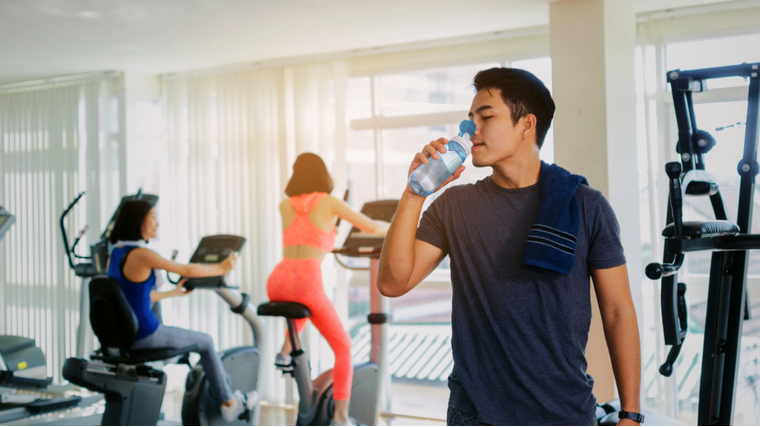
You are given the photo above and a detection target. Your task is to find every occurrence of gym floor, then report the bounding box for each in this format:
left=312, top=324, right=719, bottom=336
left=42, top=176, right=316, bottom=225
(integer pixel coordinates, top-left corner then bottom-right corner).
left=158, top=389, right=445, bottom=426
left=149, top=362, right=448, bottom=426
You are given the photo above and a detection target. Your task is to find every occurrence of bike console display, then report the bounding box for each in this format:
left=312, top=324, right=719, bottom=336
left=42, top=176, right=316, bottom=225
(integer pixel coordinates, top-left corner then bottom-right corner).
left=334, top=200, right=398, bottom=257
left=183, top=235, right=246, bottom=289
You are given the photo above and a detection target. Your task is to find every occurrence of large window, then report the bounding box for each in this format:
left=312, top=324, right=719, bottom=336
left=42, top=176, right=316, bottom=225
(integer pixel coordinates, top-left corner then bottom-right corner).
left=636, top=32, right=760, bottom=425
left=344, top=58, right=554, bottom=419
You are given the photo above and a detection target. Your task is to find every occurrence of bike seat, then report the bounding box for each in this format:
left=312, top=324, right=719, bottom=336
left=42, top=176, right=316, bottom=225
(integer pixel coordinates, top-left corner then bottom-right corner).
left=257, top=302, right=311, bottom=319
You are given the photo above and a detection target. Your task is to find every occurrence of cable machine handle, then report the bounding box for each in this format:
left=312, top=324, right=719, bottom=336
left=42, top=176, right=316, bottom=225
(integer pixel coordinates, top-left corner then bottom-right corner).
left=660, top=282, right=688, bottom=377
left=645, top=257, right=683, bottom=280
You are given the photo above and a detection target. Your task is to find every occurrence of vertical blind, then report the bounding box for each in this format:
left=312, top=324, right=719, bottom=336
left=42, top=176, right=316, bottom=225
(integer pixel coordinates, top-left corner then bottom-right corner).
left=160, top=61, right=346, bottom=403
left=0, top=75, right=125, bottom=380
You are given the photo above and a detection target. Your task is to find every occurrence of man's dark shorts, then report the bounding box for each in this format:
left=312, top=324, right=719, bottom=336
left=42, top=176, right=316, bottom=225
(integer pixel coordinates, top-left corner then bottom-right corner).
left=446, top=407, right=598, bottom=426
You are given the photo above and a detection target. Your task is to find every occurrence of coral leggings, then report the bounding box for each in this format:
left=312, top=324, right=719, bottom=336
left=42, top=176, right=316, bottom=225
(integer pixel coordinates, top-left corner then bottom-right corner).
left=266, top=258, right=353, bottom=400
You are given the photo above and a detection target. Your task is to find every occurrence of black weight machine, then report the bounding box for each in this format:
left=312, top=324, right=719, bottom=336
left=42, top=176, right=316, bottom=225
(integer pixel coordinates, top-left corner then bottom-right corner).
left=645, top=62, right=760, bottom=425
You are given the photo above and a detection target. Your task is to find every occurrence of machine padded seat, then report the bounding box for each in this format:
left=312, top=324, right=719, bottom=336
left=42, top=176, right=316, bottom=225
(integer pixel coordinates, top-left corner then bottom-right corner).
left=91, top=344, right=199, bottom=365
left=88, top=275, right=198, bottom=365
left=662, top=221, right=740, bottom=238
left=257, top=302, right=311, bottom=319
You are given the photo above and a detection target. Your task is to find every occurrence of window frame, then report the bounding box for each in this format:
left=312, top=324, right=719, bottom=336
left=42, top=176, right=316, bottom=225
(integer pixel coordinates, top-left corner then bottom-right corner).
left=345, top=55, right=552, bottom=284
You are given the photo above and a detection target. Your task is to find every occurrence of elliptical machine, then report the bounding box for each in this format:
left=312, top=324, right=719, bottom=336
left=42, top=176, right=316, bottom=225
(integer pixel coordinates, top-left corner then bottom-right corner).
left=257, top=200, right=397, bottom=426
left=60, top=190, right=158, bottom=358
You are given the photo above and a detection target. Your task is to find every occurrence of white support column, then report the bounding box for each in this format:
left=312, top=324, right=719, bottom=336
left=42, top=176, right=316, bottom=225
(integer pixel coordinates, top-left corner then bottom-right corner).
left=332, top=61, right=350, bottom=326
left=550, top=0, right=643, bottom=403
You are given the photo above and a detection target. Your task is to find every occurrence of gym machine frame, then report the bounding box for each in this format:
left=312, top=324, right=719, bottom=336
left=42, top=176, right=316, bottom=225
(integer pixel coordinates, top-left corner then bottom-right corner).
left=646, top=62, right=760, bottom=425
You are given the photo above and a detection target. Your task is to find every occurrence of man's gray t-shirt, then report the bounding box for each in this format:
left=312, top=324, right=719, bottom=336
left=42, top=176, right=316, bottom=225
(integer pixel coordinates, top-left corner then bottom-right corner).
left=415, top=176, right=626, bottom=426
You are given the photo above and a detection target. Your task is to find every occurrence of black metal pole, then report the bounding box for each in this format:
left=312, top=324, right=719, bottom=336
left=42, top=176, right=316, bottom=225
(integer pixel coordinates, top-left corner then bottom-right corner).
left=675, top=63, right=760, bottom=80
left=698, top=252, right=733, bottom=425
left=711, top=68, right=760, bottom=426
left=669, top=75, right=695, bottom=172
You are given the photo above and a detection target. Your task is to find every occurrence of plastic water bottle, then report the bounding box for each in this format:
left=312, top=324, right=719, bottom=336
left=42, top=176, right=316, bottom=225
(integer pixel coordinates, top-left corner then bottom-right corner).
left=408, top=120, right=476, bottom=197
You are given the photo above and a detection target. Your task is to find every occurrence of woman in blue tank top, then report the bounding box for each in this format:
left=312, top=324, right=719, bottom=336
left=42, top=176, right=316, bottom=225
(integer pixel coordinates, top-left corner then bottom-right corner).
left=107, top=200, right=254, bottom=422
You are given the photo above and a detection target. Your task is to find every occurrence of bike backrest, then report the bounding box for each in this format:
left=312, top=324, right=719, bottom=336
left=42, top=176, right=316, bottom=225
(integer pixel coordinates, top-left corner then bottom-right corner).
left=89, top=275, right=139, bottom=356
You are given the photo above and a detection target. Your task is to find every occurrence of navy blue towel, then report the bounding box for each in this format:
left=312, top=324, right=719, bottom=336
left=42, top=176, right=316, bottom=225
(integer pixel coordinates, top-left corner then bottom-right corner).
left=520, top=161, right=588, bottom=275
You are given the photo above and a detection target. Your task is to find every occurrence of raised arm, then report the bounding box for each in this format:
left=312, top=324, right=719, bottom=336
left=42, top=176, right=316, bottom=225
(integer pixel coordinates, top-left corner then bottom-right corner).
left=378, top=193, right=446, bottom=297
left=591, top=264, right=641, bottom=425
left=378, top=137, right=464, bottom=297
left=328, top=195, right=389, bottom=235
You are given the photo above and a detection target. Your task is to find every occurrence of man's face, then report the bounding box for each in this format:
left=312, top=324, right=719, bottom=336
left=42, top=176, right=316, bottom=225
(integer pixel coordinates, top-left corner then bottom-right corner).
left=468, top=88, right=524, bottom=168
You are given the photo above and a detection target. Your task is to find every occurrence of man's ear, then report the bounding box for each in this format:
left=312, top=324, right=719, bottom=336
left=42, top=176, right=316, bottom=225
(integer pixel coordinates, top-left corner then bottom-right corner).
left=521, top=114, right=537, bottom=139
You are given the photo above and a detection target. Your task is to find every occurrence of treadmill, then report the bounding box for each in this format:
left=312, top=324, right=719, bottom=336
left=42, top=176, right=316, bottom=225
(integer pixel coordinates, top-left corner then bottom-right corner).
left=0, top=208, right=103, bottom=426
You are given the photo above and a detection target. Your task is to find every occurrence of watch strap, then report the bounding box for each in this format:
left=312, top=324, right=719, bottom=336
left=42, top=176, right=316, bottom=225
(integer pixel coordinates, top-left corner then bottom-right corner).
left=618, top=410, right=645, bottom=423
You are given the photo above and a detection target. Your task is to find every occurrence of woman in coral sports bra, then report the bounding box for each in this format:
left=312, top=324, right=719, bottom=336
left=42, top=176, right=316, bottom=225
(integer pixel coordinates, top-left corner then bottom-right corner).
left=267, top=153, right=388, bottom=426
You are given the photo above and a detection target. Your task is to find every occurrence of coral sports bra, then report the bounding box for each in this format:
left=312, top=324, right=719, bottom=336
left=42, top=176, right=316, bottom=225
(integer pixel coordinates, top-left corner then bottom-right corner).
left=282, top=192, right=336, bottom=253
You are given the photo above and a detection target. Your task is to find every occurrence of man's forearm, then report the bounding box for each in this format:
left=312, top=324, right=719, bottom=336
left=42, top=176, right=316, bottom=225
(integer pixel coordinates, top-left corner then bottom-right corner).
left=603, top=310, right=641, bottom=413
left=378, top=191, right=426, bottom=296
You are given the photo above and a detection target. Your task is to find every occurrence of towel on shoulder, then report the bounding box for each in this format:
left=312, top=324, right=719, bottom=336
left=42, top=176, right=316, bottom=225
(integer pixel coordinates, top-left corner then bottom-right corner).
left=520, top=161, right=588, bottom=276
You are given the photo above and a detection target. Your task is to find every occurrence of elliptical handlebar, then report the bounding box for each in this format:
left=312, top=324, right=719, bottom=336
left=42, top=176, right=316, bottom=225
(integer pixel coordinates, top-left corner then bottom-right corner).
left=71, top=225, right=92, bottom=260
left=60, top=191, right=92, bottom=272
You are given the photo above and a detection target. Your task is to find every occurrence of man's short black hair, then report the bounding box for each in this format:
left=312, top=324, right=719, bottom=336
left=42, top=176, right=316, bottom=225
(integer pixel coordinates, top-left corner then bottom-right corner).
left=109, top=200, right=153, bottom=244
left=473, top=67, right=555, bottom=149
left=284, top=152, right=334, bottom=197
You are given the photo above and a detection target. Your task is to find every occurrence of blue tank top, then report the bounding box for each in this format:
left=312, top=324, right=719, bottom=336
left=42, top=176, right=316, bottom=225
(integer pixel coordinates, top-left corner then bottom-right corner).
left=108, top=246, right=160, bottom=340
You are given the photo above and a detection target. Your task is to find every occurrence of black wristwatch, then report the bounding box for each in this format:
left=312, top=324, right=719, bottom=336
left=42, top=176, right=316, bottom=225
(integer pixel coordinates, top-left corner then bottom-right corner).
left=618, top=411, right=645, bottom=423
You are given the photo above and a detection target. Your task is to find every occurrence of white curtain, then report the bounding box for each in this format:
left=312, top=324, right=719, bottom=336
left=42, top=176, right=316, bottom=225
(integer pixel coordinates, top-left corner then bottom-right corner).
left=0, top=75, right=125, bottom=380
left=160, top=61, right=346, bottom=403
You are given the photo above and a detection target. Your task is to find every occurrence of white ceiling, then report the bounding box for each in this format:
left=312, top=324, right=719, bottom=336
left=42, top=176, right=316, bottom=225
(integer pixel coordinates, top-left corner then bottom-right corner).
left=0, top=0, right=738, bottom=86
